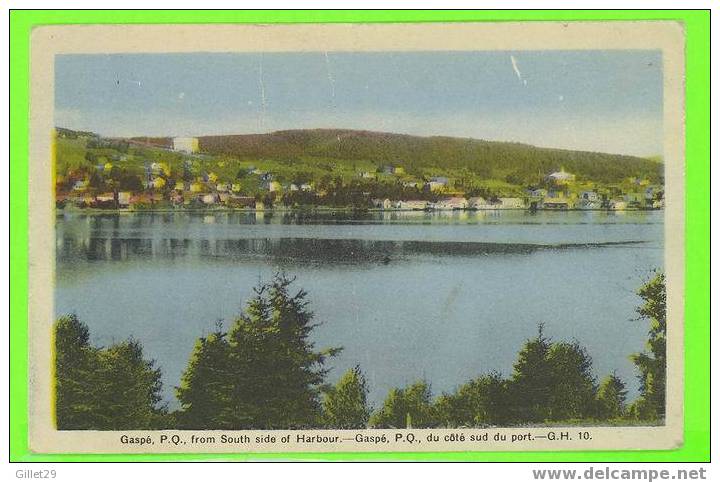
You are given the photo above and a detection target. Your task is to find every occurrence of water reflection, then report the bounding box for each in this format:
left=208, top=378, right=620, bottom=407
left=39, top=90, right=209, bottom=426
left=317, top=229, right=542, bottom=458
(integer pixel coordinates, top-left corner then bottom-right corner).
left=59, top=209, right=660, bottom=227
left=58, top=233, right=649, bottom=265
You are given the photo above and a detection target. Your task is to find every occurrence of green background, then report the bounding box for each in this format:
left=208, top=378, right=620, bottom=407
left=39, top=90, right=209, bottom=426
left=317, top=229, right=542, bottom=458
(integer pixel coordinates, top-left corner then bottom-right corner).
left=9, top=9, right=710, bottom=462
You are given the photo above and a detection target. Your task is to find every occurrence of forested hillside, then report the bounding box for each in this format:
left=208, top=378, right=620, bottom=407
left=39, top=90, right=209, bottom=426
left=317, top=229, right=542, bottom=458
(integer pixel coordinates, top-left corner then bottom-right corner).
left=127, top=128, right=661, bottom=186
left=195, top=129, right=662, bottom=185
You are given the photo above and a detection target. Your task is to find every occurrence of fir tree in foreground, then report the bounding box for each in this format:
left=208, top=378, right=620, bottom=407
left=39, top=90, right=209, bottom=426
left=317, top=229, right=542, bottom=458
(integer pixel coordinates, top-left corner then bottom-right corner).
left=54, top=314, right=97, bottom=430
left=175, top=325, right=234, bottom=429
left=323, top=365, right=371, bottom=429
left=629, top=272, right=666, bottom=421
left=507, top=324, right=554, bottom=423
left=176, top=273, right=341, bottom=429
left=428, top=326, right=598, bottom=428
left=596, top=373, right=628, bottom=420
left=54, top=314, right=167, bottom=430
left=94, top=339, right=165, bottom=429
left=544, top=340, right=597, bottom=421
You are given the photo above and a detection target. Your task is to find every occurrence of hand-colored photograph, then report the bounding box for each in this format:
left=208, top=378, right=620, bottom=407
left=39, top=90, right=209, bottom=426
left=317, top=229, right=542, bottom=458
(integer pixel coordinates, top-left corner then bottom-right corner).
left=53, top=48, right=667, bottom=430
left=24, top=22, right=686, bottom=454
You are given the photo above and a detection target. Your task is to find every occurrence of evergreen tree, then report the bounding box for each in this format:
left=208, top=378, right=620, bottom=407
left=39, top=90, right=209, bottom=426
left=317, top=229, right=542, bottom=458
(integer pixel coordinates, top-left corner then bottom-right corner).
left=545, top=341, right=597, bottom=421
left=228, top=274, right=340, bottom=428
left=596, top=373, right=628, bottom=420
left=177, top=273, right=340, bottom=429
left=54, top=314, right=100, bottom=430
left=175, top=326, right=234, bottom=429
left=370, top=380, right=436, bottom=428
left=508, top=325, right=599, bottom=423
left=93, top=339, right=166, bottom=429
left=54, top=315, right=167, bottom=430
left=508, top=324, right=554, bottom=422
left=434, top=372, right=511, bottom=427
left=629, top=273, right=667, bottom=420
left=323, top=365, right=371, bottom=429
left=223, top=288, right=277, bottom=427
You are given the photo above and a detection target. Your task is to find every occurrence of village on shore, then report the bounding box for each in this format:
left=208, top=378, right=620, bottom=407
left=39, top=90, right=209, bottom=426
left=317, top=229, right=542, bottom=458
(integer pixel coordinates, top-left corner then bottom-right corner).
left=56, top=134, right=665, bottom=213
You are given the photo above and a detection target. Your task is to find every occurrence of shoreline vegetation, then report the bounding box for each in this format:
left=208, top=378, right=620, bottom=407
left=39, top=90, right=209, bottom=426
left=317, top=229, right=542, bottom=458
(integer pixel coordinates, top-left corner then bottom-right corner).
left=54, top=272, right=667, bottom=431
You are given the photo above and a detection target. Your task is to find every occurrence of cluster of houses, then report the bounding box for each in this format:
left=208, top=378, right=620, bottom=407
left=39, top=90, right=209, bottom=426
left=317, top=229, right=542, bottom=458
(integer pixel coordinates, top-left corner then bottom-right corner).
left=58, top=154, right=664, bottom=212
left=372, top=196, right=525, bottom=211
left=60, top=186, right=265, bottom=210
left=358, top=169, right=451, bottom=193
left=59, top=158, right=319, bottom=209
left=370, top=169, right=664, bottom=212
left=370, top=191, right=662, bottom=212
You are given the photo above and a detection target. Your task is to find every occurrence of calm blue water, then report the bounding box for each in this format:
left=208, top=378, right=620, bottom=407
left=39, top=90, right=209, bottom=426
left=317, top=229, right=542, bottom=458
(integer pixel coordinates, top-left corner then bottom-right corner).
left=55, top=210, right=663, bottom=408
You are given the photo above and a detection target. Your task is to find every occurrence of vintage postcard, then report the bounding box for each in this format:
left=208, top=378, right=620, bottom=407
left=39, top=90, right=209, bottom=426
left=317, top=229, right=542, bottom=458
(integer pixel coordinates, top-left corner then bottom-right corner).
left=27, top=21, right=685, bottom=454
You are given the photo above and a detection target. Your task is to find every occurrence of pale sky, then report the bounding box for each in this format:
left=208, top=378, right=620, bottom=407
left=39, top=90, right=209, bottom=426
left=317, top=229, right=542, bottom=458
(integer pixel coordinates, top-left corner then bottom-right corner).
left=55, top=51, right=663, bottom=157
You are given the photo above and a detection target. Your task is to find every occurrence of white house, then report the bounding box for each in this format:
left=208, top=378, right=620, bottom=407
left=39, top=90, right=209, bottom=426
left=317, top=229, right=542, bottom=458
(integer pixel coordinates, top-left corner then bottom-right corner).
left=172, top=137, right=199, bottom=153
left=201, top=193, right=218, bottom=205
left=577, top=191, right=602, bottom=209
left=578, top=199, right=601, bottom=210
left=117, top=192, right=131, bottom=207
left=542, top=197, right=571, bottom=209
left=397, top=200, right=428, bottom=210
left=434, top=197, right=468, bottom=210
left=546, top=169, right=576, bottom=184
left=498, top=197, right=525, bottom=209
left=608, top=200, right=628, bottom=211
left=578, top=192, right=601, bottom=210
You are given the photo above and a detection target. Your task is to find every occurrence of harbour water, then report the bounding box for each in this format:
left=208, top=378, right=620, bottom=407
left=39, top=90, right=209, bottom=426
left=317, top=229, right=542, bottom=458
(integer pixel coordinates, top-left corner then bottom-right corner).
left=55, top=209, right=663, bottom=407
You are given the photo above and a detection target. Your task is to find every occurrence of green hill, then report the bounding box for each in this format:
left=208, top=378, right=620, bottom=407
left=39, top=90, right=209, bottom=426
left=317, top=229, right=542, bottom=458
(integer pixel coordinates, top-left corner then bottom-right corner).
left=194, top=129, right=662, bottom=185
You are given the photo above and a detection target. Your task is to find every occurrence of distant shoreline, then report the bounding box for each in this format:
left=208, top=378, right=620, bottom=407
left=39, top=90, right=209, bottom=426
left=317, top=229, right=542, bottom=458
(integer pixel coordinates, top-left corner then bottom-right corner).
left=56, top=206, right=661, bottom=215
